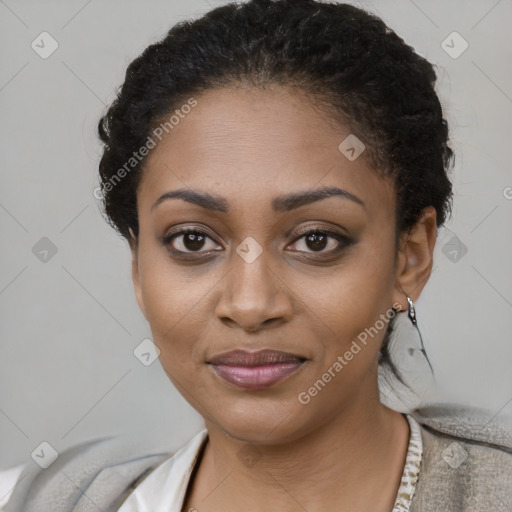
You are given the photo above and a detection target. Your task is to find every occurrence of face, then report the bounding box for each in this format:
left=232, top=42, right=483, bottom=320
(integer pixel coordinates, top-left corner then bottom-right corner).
left=130, top=85, right=427, bottom=444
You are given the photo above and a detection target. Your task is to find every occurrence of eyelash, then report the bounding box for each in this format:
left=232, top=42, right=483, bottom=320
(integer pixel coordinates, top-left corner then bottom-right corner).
left=162, top=227, right=352, bottom=259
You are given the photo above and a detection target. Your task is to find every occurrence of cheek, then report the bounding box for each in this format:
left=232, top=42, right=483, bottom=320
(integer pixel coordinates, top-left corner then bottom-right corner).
left=311, top=237, right=396, bottom=355
left=323, top=242, right=394, bottom=311
left=137, top=249, right=207, bottom=364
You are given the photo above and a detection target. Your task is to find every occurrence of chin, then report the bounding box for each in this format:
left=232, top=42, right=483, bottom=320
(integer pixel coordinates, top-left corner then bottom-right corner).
left=205, top=398, right=317, bottom=446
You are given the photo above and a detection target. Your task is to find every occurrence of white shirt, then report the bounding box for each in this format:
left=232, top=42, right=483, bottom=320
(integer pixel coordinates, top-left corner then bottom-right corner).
left=0, top=463, right=29, bottom=510
left=118, top=414, right=423, bottom=512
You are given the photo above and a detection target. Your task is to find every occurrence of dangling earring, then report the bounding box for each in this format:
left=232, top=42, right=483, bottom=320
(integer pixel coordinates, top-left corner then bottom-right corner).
left=405, top=296, right=434, bottom=375
left=406, top=296, right=416, bottom=324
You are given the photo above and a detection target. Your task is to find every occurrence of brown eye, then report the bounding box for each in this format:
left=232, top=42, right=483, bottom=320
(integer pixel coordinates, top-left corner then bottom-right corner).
left=163, top=229, right=221, bottom=254
left=288, top=229, right=351, bottom=254
left=304, top=231, right=328, bottom=251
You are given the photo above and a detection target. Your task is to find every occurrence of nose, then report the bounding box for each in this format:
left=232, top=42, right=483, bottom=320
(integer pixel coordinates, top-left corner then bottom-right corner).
left=214, top=250, right=293, bottom=333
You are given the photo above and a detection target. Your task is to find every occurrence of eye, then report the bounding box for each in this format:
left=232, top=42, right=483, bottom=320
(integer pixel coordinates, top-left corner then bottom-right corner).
left=163, top=228, right=221, bottom=254
left=287, top=228, right=351, bottom=254
left=162, top=226, right=352, bottom=259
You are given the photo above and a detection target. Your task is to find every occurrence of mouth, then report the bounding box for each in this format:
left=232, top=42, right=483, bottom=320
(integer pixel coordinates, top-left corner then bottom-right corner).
left=206, top=349, right=307, bottom=390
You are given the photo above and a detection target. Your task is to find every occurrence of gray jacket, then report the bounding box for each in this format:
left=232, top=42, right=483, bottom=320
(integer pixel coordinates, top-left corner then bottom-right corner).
left=4, top=404, right=512, bottom=511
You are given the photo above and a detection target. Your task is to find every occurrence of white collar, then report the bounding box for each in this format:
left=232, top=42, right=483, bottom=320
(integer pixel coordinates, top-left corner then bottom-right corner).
left=118, top=428, right=208, bottom=512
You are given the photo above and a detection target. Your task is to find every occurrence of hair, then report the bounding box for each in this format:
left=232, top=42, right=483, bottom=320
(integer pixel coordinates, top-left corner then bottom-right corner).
left=97, top=0, right=454, bottom=386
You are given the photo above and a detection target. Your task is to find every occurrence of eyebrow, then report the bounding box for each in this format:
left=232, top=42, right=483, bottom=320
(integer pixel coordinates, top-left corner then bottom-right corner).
left=151, top=186, right=365, bottom=213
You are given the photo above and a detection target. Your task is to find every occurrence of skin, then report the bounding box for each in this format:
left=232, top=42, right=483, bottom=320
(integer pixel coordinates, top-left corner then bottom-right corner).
left=128, top=85, right=437, bottom=512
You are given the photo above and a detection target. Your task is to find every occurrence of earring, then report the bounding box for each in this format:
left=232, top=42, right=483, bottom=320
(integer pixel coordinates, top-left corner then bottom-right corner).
left=407, top=296, right=417, bottom=325
left=405, top=296, right=434, bottom=375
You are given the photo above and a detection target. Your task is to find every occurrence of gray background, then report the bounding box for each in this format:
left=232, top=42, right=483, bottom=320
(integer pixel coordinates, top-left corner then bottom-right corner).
left=1, top=0, right=511, bottom=471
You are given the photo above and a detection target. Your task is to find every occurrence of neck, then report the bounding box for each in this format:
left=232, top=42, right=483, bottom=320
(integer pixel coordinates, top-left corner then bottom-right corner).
left=188, top=389, right=410, bottom=512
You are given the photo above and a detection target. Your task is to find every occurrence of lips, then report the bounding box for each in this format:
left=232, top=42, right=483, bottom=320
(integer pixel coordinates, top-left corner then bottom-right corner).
left=208, top=349, right=305, bottom=366
left=207, top=349, right=307, bottom=390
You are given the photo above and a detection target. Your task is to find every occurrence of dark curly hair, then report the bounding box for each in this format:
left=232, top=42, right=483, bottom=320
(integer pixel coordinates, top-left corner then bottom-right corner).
left=97, top=0, right=454, bottom=387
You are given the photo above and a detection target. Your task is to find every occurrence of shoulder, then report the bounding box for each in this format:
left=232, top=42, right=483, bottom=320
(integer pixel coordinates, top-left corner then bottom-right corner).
left=3, top=435, right=174, bottom=512
left=409, top=404, right=512, bottom=511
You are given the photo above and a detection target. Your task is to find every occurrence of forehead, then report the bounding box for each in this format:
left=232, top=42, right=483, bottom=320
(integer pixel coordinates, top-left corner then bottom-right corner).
left=137, top=86, right=395, bottom=220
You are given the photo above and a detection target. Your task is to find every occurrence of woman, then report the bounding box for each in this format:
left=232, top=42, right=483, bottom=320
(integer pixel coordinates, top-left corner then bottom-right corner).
left=4, top=0, right=511, bottom=510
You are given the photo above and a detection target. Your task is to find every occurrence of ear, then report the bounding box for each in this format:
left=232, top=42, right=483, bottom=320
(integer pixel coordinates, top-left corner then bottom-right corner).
left=128, top=227, right=147, bottom=319
left=392, top=206, right=437, bottom=310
